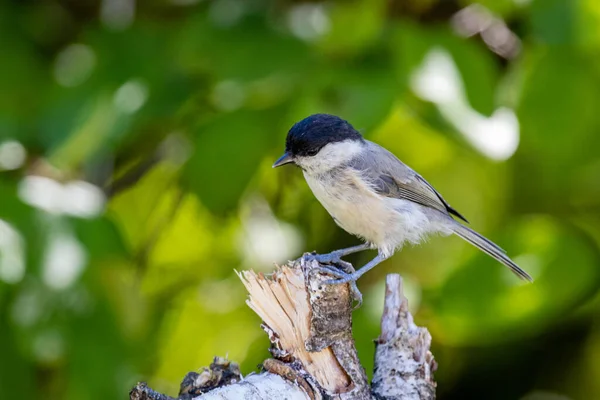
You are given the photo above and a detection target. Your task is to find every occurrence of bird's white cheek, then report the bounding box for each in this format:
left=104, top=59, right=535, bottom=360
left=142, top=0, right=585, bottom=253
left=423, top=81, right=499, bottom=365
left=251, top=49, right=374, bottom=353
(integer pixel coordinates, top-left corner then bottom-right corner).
left=298, top=156, right=339, bottom=174
left=298, top=140, right=364, bottom=174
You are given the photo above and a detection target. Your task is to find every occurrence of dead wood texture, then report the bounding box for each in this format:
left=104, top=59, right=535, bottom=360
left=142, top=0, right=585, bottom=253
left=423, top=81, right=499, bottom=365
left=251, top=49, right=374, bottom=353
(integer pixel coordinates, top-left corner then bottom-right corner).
left=130, top=255, right=437, bottom=400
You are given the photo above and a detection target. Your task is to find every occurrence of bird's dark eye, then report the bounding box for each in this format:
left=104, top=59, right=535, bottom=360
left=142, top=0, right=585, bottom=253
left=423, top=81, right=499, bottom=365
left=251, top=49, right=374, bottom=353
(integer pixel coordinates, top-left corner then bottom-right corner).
left=306, top=148, right=319, bottom=156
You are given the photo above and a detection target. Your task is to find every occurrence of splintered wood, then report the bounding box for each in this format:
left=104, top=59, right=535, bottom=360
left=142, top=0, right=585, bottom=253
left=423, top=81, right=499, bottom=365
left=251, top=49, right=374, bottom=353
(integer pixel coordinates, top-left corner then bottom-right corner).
left=238, top=266, right=351, bottom=393
left=131, top=266, right=437, bottom=400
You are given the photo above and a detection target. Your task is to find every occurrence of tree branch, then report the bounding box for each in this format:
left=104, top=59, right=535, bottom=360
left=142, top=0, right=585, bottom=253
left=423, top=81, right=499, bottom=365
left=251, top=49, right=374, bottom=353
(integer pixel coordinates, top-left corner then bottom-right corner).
left=372, top=275, right=437, bottom=399
left=130, top=255, right=437, bottom=399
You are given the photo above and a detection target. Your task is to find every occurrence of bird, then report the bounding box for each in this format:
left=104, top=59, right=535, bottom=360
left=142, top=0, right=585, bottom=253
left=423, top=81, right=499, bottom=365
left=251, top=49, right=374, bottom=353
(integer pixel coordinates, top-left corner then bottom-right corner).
left=273, top=114, right=532, bottom=303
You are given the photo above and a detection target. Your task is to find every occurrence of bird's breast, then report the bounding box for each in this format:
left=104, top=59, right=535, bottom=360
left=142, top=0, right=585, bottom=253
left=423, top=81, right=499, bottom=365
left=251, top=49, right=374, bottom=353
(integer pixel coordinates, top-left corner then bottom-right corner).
left=303, top=169, right=395, bottom=246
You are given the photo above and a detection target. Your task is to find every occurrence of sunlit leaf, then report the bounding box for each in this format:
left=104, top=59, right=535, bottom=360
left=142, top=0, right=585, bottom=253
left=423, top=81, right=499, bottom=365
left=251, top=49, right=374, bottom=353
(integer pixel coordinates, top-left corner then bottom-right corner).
left=108, top=162, right=181, bottom=253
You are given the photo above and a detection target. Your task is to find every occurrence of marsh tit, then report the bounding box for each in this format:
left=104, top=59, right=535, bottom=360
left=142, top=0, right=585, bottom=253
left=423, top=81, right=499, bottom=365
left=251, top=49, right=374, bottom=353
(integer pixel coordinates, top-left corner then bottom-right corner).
left=273, top=114, right=532, bottom=301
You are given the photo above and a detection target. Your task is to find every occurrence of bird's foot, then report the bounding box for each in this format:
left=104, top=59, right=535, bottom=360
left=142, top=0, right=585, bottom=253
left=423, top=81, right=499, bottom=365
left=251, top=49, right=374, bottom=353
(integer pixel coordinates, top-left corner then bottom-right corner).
left=310, top=250, right=348, bottom=266
left=309, top=260, right=363, bottom=308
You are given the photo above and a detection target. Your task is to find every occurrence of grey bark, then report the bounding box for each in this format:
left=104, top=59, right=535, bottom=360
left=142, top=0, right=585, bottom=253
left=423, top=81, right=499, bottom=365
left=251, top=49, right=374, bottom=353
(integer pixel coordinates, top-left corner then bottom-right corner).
left=129, top=255, right=437, bottom=400
left=372, top=275, right=437, bottom=399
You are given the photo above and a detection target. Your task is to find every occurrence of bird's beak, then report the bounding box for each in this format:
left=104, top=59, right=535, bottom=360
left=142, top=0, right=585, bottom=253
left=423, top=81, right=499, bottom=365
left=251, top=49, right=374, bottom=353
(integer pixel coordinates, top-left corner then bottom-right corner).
left=272, top=152, right=294, bottom=168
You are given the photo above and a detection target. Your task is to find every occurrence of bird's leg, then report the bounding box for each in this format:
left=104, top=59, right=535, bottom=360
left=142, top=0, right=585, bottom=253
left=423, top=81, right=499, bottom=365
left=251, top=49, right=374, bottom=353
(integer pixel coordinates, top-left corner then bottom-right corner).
left=311, top=249, right=388, bottom=308
left=321, top=252, right=390, bottom=285
left=311, top=243, right=372, bottom=266
left=312, top=245, right=368, bottom=305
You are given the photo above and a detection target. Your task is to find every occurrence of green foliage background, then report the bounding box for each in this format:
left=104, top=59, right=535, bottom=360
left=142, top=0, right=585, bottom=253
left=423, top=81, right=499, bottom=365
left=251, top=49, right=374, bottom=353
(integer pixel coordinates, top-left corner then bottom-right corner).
left=1, top=0, right=600, bottom=399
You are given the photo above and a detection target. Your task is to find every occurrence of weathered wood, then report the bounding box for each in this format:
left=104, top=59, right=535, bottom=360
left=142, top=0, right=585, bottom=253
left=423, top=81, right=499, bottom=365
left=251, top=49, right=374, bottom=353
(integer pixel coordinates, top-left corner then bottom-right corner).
left=129, top=257, right=437, bottom=400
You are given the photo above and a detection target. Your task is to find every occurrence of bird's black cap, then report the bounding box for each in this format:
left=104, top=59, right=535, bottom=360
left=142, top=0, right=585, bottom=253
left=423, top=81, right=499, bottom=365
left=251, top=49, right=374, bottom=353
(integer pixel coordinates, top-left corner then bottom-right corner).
left=285, top=114, right=363, bottom=157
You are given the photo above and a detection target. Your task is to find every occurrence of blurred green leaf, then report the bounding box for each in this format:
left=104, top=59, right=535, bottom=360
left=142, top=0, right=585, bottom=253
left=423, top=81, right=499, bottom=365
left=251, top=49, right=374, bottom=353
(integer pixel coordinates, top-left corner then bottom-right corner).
left=65, top=290, right=132, bottom=399
left=0, top=9, right=47, bottom=122
left=530, top=0, right=575, bottom=45
left=431, top=216, right=600, bottom=346
left=0, top=315, right=35, bottom=398
left=577, top=0, right=600, bottom=51
left=391, top=22, right=433, bottom=94
left=108, top=162, right=181, bottom=253
left=319, top=0, right=386, bottom=56
left=176, top=14, right=310, bottom=81
left=73, top=217, right=129, bottom=260
left=183, top=110, right=282, bottom=214
left=516, top=49, right=600, bottom=211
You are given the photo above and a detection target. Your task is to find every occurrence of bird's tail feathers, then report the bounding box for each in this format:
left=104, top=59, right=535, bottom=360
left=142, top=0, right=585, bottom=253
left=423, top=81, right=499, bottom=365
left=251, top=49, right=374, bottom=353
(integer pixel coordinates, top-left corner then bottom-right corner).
left=452, top=223, right=533, bottom=282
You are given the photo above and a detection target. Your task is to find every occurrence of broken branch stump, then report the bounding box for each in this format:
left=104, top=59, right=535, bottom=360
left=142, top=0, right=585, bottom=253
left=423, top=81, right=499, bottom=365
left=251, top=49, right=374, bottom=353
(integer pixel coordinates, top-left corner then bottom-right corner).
left=129, top=254, right=437, bottom=399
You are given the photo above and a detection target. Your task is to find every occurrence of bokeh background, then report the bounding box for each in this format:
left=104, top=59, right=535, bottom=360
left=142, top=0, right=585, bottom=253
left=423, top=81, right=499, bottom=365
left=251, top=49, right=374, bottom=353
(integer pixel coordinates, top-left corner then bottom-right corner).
left=1, top=0, right=600, bottom=399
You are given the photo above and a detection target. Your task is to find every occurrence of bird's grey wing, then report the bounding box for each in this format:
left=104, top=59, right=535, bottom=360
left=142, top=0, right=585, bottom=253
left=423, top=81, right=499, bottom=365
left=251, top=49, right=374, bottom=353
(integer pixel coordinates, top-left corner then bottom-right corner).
left=349, top=141, right=469, bottom=223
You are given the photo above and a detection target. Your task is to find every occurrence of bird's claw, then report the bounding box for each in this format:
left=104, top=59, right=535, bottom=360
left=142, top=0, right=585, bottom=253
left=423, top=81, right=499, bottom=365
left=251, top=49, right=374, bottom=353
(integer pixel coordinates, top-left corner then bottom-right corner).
left=310, top=252, right=355, bottom=272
